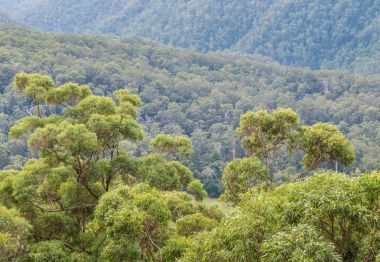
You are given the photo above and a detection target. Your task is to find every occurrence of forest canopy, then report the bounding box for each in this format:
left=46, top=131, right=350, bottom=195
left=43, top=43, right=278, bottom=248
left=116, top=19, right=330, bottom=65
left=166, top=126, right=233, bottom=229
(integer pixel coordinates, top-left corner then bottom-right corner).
left=0, top=25, right=378, bottom=196
left=1, top=73, right=378, bottom=261
left=1, top=0, right=380, bottom=74
left=0, top=2, right=379, bottom=261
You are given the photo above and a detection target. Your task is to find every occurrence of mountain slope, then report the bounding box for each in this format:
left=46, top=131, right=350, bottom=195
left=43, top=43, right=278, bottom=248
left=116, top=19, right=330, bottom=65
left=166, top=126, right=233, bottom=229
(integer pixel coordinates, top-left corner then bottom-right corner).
left=0, top=25, right=379, bottom=195
left=2, top=0, right=380, bottom=73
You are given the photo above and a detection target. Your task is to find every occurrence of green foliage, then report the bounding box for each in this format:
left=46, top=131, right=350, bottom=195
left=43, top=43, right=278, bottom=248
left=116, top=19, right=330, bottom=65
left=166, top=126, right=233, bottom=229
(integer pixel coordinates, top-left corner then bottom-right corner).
left=180, top=213, right=272, bottom=262
left=0, top=205, right=31, bottom=261
left=302, top=123, right=356, bottom=169
left=45, top=82, right=92, bottom=105
left=182, top=172, right=380, bottom=261
left=138, top=154, right=181, bottom=191
left=162, top=236, right=192, bottom=262
left=3, top=1, right=380, bottom=74
left=9, top=115, right=63, bottom=138
left=261, top=225, right=342, bottom=262
left=187, top=179, right=208, bottom=201
left=0, top=169, right=18, bottom=206
left=151, top=134, right=193, bottom=157
left=0, top=26, right=378, bottom=197
left=29, top=241, right=70, bottom=262
left=165, top=191, right=198, bottom=221
left=233, top=109, right=355, bottom=184
left=222, top=157, right=268, bottom=203
left=0, top=8, right=378, bottom=262
left=176, top=213, right=217, bottom=237
left=0, top=75, right=210, bottom=261
left=0, top=72, right=377, bottom=261
left=168, top=161, right=194, bottom=189
left=93, top=184, right=182, bottom=261
left=237, top=108, right=301, bottom=162
left=13, top=73, right=53, bottom=103
left=93, top=188, right=144, bottom=261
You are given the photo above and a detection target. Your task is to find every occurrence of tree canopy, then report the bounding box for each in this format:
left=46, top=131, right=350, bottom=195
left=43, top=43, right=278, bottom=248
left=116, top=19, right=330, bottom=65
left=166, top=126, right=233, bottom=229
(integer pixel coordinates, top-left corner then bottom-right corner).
left=0, top=74, right=214, bottom=261
left=0, top=25, right=378, bottom=197
left=0, top=73, right=378, bottom=261
left=182, top=171, right=380, bottom=262
left=1, top=1, right=380, bottom=74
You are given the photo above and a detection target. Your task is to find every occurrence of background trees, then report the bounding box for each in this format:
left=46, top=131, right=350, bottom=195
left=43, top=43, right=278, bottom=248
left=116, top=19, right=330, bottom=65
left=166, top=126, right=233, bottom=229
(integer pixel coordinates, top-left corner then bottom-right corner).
left=0, top=73, right=378, bottom=261
left=0, top=25, right=378, bottom=197
left=1, top=0, right=380, bottom=75
left=0, top=3, right=378, bottom=260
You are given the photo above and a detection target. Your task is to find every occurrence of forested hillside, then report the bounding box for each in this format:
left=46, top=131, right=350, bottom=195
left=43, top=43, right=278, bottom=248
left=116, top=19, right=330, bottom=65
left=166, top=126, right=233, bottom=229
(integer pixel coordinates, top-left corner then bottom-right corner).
left=1, top=0, right=380, bottom=73
left=0, top=25, right=379, bottom=196
left=1, top=71, right=378, bottom=261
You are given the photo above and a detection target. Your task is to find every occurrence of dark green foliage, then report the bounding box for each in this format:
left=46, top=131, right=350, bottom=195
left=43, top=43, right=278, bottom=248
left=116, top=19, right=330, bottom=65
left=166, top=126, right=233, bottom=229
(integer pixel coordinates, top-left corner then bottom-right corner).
left=0, top=26, right=378, bottom=197
left=0, top=5, right=378, bottom=261
left=2, top=0, right=380, bottom=73
left=29, top=241, right=71, bottom=262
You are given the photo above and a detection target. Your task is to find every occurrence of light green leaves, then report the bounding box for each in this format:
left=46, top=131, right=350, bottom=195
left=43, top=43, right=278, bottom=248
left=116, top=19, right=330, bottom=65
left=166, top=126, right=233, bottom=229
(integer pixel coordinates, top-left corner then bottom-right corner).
left=65, top=96, right=116, bottom=122
left=29, top=122, right=99, bottom=159
left=151, top=134, right=193, bottom=157
left=237, top=108, right=300, bottom=159
left=236, top=108, right=355, bottom=179
left=94, top=184, right=171, bottom=261
left=14, top=73, right=54, bottom=103
left=9, top=115, right=62, bottom=139
left=45, top=82, right=92, bottom=105
left=302, top=123, right=355, bottom=169
left=114, top=89, right=142, bottom=107
left=261, top=225, right=342, bottom=262
left=187, top=179, right=208, bottom=201
left=0, top=205, right=31, bottom=261
left=176, top=213, right=216, bottom=237
left=181, top=172, right=380, bottom=261
left=222, top=157, right=268, bottom=203
left=5, top=75, right=154, bottom=260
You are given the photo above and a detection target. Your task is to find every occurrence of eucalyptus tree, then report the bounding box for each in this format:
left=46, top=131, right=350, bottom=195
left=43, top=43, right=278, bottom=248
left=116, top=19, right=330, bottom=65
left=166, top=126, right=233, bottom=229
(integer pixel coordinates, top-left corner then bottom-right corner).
left=181, top=172, right=380, bottom=262
left=236, top=108, right=354, bottom=175
left=0, top=205, right=31, bottom=261
left=2, top=73, right=207, bottom=261
left=222, top=108, right=355, bottom=203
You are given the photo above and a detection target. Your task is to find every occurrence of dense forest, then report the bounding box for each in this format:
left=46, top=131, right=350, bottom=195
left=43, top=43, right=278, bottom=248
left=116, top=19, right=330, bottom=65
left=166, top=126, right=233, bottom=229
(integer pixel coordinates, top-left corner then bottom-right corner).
left=0, top=1, right=379, bottom=260
left=1, top=71, right=378, bottom=261
left=1, top=0, right=380, bottom=73
left=0, top=25, right=379, bottom=196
